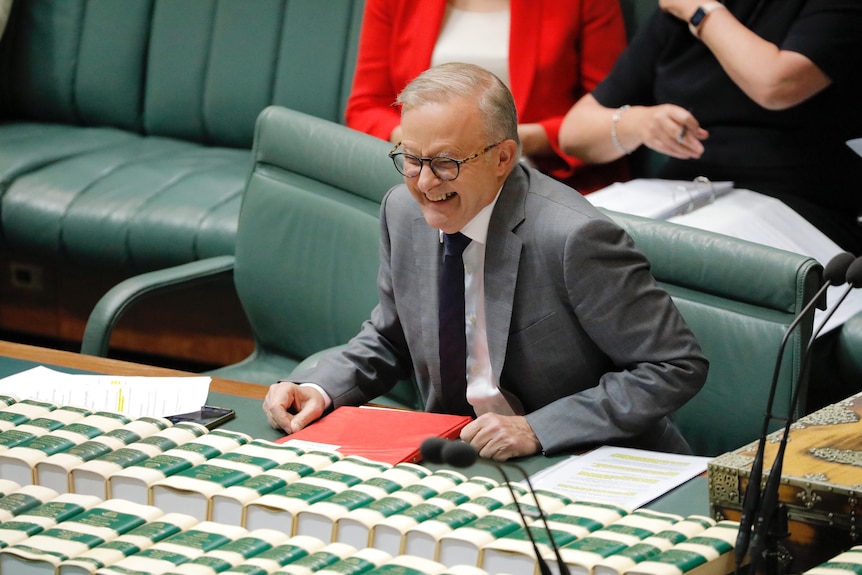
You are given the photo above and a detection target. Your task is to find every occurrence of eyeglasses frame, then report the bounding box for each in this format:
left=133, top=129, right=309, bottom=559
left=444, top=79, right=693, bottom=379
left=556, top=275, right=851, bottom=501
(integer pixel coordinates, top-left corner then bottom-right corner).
left=388, top=141, right=503, bottom=181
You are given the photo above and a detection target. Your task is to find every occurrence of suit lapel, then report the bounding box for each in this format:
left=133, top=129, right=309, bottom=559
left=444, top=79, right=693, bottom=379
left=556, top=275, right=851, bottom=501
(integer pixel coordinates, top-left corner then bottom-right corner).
left=484, top=167, right=527, bottom=380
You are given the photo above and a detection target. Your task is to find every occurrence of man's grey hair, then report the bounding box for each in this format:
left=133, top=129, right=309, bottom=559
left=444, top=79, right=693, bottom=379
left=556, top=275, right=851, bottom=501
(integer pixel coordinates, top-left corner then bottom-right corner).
left=396, top=62, right=521, bottom=152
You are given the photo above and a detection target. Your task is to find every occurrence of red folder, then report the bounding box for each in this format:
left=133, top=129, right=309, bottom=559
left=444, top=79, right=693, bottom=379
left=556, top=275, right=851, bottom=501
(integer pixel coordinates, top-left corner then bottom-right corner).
left=275, top=406, right=472, bottom=465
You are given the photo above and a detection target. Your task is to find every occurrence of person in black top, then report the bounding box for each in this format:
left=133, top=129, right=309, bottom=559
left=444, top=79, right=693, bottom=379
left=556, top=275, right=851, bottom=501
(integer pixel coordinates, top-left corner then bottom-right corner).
left=559, top=0, right=862, bottom=254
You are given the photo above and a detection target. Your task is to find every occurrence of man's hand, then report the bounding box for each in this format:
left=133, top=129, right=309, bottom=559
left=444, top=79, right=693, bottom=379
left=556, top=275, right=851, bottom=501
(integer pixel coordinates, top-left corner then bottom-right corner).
left=262, top=381, right=325, bottom=434
left=460, top=413, right=541, bottom=461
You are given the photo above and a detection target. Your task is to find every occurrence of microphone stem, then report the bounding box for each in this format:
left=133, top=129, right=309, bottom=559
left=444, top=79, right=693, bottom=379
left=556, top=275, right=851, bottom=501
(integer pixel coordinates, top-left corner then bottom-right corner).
left=750, top=283, right=854, bottom=573
left=735, top=279, right=829, bottom=569
left=494, top=464, right=555, bottom=575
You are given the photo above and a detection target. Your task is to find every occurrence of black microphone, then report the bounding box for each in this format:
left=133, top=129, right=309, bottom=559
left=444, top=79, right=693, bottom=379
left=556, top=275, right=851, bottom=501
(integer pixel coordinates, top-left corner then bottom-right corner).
left=747, top=256, right=862, bottom=574
left=734, top=251, right=855, bottom=573
left=421, top=437, right=570, bottom=575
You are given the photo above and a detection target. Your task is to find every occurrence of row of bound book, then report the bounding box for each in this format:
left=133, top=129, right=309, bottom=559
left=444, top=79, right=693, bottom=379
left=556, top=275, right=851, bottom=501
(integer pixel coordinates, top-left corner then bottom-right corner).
left=0, top=485, right=742, bottom=575
left=0, top=396, right=741, bottom=575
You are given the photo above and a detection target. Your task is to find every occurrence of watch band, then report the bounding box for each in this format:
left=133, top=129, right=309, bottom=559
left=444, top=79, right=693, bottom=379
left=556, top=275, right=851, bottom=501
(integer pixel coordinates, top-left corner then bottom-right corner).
left=688, top=2, right=726, bottom=38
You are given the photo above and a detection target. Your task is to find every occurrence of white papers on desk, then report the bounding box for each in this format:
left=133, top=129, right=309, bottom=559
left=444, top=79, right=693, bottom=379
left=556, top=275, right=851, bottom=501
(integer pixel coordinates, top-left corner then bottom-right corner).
left=0, top=365, right=210, bottom=418
left=587, top=178, right=733, bottom=219
left=528, top=446, right=710, bottom=510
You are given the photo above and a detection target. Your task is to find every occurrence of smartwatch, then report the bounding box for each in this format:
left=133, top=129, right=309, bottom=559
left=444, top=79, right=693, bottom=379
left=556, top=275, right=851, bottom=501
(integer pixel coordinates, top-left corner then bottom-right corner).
left=688, top=2, right=726, bottom=38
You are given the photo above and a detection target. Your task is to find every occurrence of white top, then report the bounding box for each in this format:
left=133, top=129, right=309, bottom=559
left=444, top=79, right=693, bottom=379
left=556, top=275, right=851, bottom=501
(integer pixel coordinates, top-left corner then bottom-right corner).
left=431, top=6, right=511, bottom=87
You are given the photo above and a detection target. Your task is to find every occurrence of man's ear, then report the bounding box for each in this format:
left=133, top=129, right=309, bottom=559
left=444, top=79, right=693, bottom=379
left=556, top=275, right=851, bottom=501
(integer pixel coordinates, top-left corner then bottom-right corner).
left=496, top=139, right=520, bottom=175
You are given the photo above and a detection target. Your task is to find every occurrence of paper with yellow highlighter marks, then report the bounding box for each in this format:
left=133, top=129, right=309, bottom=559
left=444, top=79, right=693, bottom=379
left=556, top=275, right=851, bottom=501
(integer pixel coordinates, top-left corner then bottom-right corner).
left=529, top=446, right=711, bottom=510
left=0, top=365, right=210, bottom=418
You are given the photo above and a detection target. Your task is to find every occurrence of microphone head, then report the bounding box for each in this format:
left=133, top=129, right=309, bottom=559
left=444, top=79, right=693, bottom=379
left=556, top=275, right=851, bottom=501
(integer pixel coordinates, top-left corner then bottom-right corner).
left=441, top=440, right=479, bottom=468
left=825, top=252, right=856, bottom=285
left=847, top=257, right=862, bottom=288
left=419, top=437, right=448, bottom=464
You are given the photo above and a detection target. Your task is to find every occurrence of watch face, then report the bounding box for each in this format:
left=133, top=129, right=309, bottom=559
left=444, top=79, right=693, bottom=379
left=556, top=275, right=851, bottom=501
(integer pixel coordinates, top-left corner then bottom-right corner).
left=690, top=7, right=707, bottom=27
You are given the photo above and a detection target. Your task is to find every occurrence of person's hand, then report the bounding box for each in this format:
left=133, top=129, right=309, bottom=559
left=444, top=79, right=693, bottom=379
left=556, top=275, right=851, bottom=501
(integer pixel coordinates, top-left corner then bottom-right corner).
left=460, top=413, right=541, bottom=461
left=262, top=381, right=326, bottom=434
left=637, top=103, right=708, bottom=160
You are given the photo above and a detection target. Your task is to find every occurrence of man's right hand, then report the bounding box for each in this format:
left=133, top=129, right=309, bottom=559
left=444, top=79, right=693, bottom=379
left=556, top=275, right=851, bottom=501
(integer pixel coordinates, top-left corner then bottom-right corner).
left=263, top=381, right=326, bottom=434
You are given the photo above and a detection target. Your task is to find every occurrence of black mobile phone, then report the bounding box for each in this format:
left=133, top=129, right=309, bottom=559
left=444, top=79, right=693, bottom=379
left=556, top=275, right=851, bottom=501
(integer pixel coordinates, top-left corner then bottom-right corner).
left=165, top=405, right=236, bottom=430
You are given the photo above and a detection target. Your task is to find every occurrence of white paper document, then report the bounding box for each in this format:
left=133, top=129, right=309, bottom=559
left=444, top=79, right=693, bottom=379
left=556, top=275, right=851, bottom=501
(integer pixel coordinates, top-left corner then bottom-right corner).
left=528, top=446, right=710, bottom=510
left=587, top=178, right=733, bottom=219
left=0, top=365, right=211, bottom=418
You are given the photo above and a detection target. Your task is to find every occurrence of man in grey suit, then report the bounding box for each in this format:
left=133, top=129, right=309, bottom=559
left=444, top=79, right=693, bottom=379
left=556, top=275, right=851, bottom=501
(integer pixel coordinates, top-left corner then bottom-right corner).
left=263, top=62, right=708, bottom=460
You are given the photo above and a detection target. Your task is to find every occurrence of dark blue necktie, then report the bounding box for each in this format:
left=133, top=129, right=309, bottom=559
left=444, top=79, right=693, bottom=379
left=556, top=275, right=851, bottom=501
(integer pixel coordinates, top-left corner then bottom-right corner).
left=439, top=232, right=474, bottom=416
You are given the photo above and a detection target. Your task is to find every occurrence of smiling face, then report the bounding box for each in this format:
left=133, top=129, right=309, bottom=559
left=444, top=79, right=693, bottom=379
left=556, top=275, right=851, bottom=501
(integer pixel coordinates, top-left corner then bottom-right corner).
left=399, top=95, right=517, bottom=234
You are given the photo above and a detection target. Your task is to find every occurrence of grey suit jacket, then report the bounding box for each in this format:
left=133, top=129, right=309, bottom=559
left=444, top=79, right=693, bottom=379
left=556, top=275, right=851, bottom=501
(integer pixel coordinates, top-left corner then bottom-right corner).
left=292, top=165, right=708, bottom=455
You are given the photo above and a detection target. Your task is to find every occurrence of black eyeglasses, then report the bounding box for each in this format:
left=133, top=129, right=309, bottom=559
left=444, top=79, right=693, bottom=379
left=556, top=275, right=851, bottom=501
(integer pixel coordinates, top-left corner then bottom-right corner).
left=388, top=141, right=502, bottom=181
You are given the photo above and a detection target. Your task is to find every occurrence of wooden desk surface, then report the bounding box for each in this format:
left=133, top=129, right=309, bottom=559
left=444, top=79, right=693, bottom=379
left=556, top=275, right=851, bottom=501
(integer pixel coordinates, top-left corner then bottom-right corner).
left=0, top=340, right=267, bottom=400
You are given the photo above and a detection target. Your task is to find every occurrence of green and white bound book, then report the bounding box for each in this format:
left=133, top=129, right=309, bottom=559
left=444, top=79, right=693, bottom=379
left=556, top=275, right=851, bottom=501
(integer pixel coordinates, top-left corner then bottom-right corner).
left=623, top=520, right=740, bottom=575
left=244, top=455, right=391, bottom=535
left=151, top=439, right=304, bottom=521
left=257, top=542, right=358, bottom=575
left=0, top=492, right=103, bottom=549
left=371, top=476, right=498, bottom=557
left=213, top=534, right=326, bottom=574
left=37, top=416, right=172, bottom=494
left=402, top=482, right=528, bottom=561
left=314, top=547, right=393, bottom=575
left=0, top=478, right=22, bottom=499
left=211, top=450, right=340, bottom=527
left=804, top=544, right=862, bottom=575
left=0, top=405, right=92, bottom=453
left=365, top=554, right=450, bottom=575
left=0, top=410, right=131, bottom=486
left=71, top=422, right=208, bottom=499
left=295, top=462, right=431, bottom=542
left=162, top=528, right=290, bottom=575
left=593, top=515, right=716, bottom=575
left=436, top=503, right=528, bottom=568
left=94, top=520, right=249, bottom=575
left=0, top=498, right=163, bottom=575
left=480, top=499, right=632, bottom=575
left=0, top=393, right=19, bottom=409
left=108, top=429, right=252, bottom=506
left=0, top=398, right=56, bottom=433
left=438, top=488, right=572, bottom=568
left=0, top=484, right=60, bottom=523
left=335, top=469, right=466, bottom=550
left=550, top=509, right=684, bottom=575
left=437, top=565, right=490, bottom=575
left=56, top=512, right=199, bottom=575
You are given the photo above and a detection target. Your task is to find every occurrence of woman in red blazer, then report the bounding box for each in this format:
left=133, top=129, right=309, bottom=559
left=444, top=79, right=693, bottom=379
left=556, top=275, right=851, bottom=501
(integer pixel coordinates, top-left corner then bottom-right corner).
left=345, top=0, right=630, bottom=193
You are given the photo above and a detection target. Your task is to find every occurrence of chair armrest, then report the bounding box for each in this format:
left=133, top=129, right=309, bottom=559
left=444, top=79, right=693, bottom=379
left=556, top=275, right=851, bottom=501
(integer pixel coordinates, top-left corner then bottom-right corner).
left=81, top=256, right=236, bottom=357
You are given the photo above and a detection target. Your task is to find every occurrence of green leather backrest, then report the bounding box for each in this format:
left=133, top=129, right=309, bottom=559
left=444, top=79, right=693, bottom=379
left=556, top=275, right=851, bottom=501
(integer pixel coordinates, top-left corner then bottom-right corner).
left=0, top=0, right=366, bottom=146
left=0, top=0, right=152, bottom=128
left=606, top=210, right=823, bottom=456
left=234, top=106, right=401, bottom=361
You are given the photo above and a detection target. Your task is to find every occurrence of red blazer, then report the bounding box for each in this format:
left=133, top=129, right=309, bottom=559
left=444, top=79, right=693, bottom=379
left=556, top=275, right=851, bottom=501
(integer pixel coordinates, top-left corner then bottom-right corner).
left=345, top=0, right=630, bottom=193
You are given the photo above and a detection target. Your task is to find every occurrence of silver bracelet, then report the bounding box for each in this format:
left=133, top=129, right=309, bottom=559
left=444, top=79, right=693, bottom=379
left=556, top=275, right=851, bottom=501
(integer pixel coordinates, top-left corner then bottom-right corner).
left=611, top=104, right=632, bottom=155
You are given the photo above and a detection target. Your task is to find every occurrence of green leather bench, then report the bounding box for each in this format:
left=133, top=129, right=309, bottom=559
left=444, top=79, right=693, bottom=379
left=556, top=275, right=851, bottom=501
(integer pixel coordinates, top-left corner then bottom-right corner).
left=0, top=0, right=365, bottom=272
